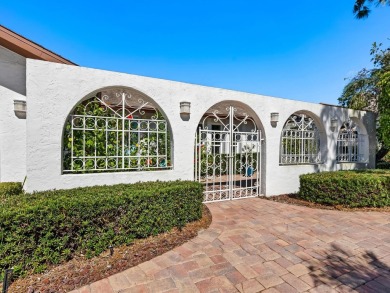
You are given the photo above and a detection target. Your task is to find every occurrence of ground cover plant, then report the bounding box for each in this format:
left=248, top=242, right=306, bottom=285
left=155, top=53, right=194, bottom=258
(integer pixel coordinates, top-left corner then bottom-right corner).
left=0, top=180, right=203, bottom=281
left=298, top=170, right=390, bottom=207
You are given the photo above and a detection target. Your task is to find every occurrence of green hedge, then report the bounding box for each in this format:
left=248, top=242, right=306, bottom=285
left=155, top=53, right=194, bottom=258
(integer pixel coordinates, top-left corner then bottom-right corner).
left=377, top=161, right=390, bottom=169
left=299, top=170, right=390, bottom=207
left=0, top=180, right=203, bottom=280
left=0, top=182, right=22, bottom=198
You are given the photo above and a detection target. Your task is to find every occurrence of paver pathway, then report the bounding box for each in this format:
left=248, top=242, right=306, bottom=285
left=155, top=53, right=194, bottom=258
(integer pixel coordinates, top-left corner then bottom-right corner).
left=70, top=198, right=390, bottom=292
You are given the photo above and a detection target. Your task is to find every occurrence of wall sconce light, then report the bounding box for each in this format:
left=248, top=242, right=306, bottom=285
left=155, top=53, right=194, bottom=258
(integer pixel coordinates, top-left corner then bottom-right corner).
left=270, top=112, right=279, bottom=127
left=14, top=100, right=26, bottom=119
left=330, top=118, right=338, bottom=131
left=180, top=101, right=191, bottom=115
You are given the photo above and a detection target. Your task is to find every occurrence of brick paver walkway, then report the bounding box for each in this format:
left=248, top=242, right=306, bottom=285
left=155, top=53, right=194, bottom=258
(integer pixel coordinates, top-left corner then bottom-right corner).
left=70, top=198, right=390, bottom=293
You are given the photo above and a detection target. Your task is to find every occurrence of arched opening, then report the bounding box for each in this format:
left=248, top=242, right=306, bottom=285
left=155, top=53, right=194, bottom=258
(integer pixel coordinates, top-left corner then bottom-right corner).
left=337, top=118, right=368, bottom=163
left=194, top=101, right=265, bottom=202
left=280, top=111, right=322, bottom=165
left=62, top=87, right=173, bottom=173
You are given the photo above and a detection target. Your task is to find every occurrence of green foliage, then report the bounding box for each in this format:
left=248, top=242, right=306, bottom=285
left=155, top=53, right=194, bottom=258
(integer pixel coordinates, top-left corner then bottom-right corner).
left=0, top=181, right=203, bottom=280
left=63, top=97, right=172, bottom=173
left=338, top=68, right=379, bottom=110
left=339, top=43, right=389, bottom=112
left=377, top=161, right=390, bottom=169
left=339, top=42, right=390, bottom=159
left=371, top=43, right=390, bottom=147
left=281, top=135, right=318, bottom=157
left=299, top=170, right=390, bottom=207
left=0, top=182, right=23, bottom=198
left=197, top=145, right=258, bottom=177
left=378, top=70, right=390, bottom=146
left=353, top=0, right=390, bottom=19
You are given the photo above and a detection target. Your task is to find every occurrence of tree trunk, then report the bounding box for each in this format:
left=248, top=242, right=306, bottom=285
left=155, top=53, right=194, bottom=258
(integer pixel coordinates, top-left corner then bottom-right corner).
left=376, top=146, right=389, bottom=161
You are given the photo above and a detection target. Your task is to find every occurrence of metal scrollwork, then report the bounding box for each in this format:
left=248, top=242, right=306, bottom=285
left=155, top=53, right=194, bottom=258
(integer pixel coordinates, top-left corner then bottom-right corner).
left=201, top=107, right=257, bottom=133
left=63, top=88, right=171, bottom=173
left=280, top=113, right=321, bottom=164
left=195, top=105, right=262, bottom=203
left=337, top=120, right=362, bottom=162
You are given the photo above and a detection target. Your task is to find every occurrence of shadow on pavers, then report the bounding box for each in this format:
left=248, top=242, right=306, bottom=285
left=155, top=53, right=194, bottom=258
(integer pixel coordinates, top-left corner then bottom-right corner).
left=307, top=243, right=390, bottom=291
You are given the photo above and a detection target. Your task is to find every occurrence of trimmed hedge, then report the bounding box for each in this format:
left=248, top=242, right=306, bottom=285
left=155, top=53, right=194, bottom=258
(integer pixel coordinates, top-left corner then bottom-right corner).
left=0, top=180, right=203, bottom=280
left=0, top=182, right=22, bottom=198
left=377, top=161, right=390, bottom=169
left=299, top=170, right=390, bottom=207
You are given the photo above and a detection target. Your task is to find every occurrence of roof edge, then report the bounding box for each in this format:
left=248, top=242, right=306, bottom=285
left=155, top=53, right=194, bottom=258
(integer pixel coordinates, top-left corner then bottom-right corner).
left=0, top=25, right=77, bottom=65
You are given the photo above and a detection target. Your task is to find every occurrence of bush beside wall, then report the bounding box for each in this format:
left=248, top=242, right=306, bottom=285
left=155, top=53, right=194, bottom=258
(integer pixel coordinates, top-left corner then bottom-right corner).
left=0, top=181, right=203, bottom=279
left=0, top=182, right=22, bottom=198
left=377, top=161, right=390, bottom=169
left=299, top=170, right=390, bottom=207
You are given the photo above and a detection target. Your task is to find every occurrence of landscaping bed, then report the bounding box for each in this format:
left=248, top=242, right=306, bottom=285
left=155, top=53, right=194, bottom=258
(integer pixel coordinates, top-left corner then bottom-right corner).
left=8, top=205, right=211, bottom=293
left=299, top=170, right=390, bottom=207
left=262, top=193, right=390, bottom=212
left=262, top=169, right=390, bottom=211
left=1, top=180, right=204, bottom=287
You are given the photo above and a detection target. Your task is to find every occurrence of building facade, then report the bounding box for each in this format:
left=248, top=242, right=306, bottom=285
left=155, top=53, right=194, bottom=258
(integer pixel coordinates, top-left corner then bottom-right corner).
left=0, top=26, right=376, bottom=199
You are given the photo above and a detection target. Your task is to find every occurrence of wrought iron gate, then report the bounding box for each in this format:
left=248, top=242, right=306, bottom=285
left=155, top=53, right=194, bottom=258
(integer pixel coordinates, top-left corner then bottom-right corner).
left=195, top=106, right=262, bottom=203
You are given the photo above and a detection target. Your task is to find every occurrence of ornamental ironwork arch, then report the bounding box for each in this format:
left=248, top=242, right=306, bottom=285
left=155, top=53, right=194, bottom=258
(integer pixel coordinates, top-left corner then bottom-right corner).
left=336, top=120, right=362, bottom=162
left=62, top=88, right=172, bottom=173
left=280, top=113, right=321, bottom=164
left=195, top=105, right=263, bottom=202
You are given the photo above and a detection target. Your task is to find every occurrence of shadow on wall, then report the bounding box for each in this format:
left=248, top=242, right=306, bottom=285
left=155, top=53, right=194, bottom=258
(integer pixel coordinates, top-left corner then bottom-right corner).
left=307, top=243, right=390, bottom=290
left=361, top=111, right=377, bottom=166
left=319, top=106, right=337, bottom=172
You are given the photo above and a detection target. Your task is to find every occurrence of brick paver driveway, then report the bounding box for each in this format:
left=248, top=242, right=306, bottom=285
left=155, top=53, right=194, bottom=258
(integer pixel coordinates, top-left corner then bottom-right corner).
left=71, top=198, right=390, bottom=293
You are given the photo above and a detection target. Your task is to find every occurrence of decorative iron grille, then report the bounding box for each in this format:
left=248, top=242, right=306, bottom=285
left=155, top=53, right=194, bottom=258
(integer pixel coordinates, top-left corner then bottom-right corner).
left=63, top=89, right=172, bottom=173
left=337, top=120, right=361, bottom=162
left=280, top=114, right=321, bottom=164
left=195, top=106, right=262, bottom=202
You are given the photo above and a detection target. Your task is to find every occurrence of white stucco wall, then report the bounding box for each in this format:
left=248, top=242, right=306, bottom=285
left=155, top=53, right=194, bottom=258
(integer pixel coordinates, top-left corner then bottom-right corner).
left=0, top=45, right=26, bottom=95
left=0, top=85, right=26, bottom=182
left=25, top=59, right=376, bottom=194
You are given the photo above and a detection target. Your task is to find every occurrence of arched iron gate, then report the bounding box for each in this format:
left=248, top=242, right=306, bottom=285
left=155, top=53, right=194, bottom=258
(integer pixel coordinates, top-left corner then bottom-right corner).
left=195, top=106, right=262, bottom=203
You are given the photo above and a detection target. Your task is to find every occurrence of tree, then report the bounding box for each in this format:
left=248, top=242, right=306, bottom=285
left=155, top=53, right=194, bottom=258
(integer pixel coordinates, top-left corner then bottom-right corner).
left=339, top=43, right=390, bottom=160
left=353, top=0, right=390, bottom=18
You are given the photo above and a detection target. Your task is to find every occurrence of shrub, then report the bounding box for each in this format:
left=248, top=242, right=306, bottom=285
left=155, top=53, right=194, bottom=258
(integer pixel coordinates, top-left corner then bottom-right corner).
left=0, top=182, right=22, bottom=198
left=377, top=161, right=390, bottom=169
left=298, top=170, right=390, bottom=207
left=0, top=180, right=203, bottom=280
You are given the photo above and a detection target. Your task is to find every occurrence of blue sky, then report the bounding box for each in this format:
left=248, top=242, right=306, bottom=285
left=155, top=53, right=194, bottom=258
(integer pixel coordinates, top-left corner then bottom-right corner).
left=1, top=1, right=389, bottom=105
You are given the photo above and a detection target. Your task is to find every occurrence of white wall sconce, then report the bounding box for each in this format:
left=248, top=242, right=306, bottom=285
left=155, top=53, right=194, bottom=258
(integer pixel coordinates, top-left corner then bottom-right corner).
left=180, top=101, right=191, bottom=121
left=14, top=100, right=26, bottom=119
left=330, top=118, right=338, bottom=131
left=180, top=101, right=191, bottom=114
left=270, top=112, right=279, bottom=127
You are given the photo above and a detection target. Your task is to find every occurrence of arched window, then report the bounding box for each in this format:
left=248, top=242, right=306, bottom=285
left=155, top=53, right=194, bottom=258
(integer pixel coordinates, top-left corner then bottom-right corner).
left=280, top=113, right=321, bottom=164
left=63, top=88, right=172, bottom=173
left=337, top=120, right=360, bottom=162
